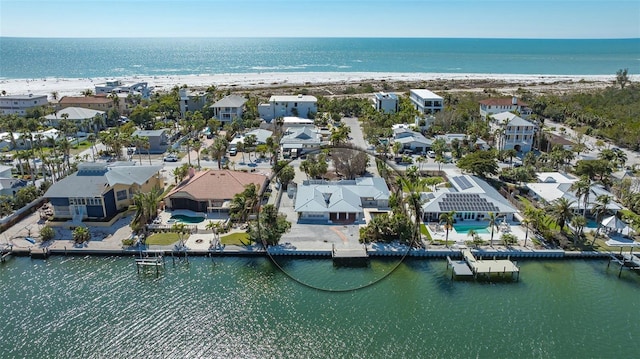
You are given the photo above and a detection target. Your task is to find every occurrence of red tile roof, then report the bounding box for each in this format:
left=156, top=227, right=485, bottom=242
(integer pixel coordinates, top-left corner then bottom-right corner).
left=166, top=169, right=267, bottom=201
left=478, top=98, right=528, bottom=107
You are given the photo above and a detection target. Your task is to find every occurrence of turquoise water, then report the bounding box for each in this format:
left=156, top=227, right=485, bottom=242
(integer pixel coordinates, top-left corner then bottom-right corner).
left=453, top=224, right=491, bottom=234
left=1, top=37, right=638, bottom=79
left=1, top=256, right=638, bottom=358
left=170, top=214, right=205, bottom=224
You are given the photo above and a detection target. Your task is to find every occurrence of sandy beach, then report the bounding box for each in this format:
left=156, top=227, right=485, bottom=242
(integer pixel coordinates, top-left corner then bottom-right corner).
left=1, top=72, right=636, bottom=98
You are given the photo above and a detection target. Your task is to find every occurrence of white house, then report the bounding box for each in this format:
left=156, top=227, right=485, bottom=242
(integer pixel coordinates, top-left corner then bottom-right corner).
left=45, top=107, right=106, bottom=132
left=409, top=89, right=443, bottom=115
left=258, top=94, right=317, bottom=121
left=280, top=126, right=322, bottom=158
left=393, top=127, right=433, bottom=153
left=229, top=129, right=273, bottom=150
left=95, top=80, right=152, bottom=99
left=490, top=112, right=536, bottom=153
left=479, top=96, right=531, bottom=119
left=294, top=178, right=390, bottom=224
left=211, top=95, right=247, bottom=123
left=372, top=92, right=399, bottom=114
left=0, top=94, right=49, bottom=116
left=434, top=134, right=489, bottom=150
left=421, top=175, right=518, bottom=222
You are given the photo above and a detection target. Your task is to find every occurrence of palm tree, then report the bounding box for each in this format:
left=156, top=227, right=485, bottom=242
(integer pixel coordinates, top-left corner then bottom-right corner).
left=439, top=211, right=455, bottom=248
left=549, top=197, right=575, bottom=233
left=72, top=226, right=91, bottom=245
left=171, top=223, right=189, bottom=248
left=592, top=194, right=612, bottom=242
left=209, top=137, right=228, bottom=170
left=570, top=176, right=591, bottom=217
left=521, top=217, right=532, bottom=247
left=488, top=212, right=498, bottom=248
left=192, top=140, right=202, bottom=168
left=570, top=215, right=587, bottom=246
left=205, top=220, right=222, bottom=246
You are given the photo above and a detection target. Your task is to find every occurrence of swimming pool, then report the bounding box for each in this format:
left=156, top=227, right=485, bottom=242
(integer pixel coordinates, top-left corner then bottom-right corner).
left=169, top=214, right=205, bottom=224
left=453, top=224, right=490, bottom=234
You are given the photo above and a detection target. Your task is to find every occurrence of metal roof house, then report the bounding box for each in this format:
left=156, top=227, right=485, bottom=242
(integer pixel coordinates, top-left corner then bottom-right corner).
left=211, top=95, right=247, bottom=123
left=490, top=111, right=536, bottom=153
left=294, top=178, right=390, bottom=224
left=421, top=175, right=518, bottom=222
left=258, top=94, right=318, bottom=121
left=132, top=129, right=169, bottom=154
left=44, top=162, right=163, bottom=223
left=393, top=127, right=433, bottom=153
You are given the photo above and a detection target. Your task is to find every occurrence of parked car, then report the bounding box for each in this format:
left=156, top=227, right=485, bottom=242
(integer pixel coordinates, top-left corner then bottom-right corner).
left=163, top=154, right=178, bottom=162
left=427, top=150, right=436, bottom=158
left=228, top=148, right=237, bottom=156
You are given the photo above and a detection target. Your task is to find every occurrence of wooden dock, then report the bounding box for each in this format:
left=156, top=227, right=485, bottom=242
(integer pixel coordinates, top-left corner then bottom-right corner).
left=608, top=252, right=640, bottom=277
left=135, top=252, right=165, bottom=276
left=1, top=244, right=12, bottom=263
left=462, top=249, right=520, bottom=281
left=446, top=256, right=473, bottom=279
left=332, top=244, right=369, bottom=267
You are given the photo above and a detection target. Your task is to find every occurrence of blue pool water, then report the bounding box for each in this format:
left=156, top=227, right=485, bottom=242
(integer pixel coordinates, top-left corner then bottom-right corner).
left=453, top=224, right=490, bottom=234
left=169, top=214, right=205, bottom=224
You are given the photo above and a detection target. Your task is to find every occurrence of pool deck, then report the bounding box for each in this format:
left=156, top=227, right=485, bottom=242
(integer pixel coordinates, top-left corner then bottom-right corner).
left=426, top=221, right=528, bottom=247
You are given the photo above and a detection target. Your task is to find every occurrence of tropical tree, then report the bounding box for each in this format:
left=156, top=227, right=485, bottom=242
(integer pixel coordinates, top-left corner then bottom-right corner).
left=570, top=215, right=587, bottom=246
left=276, top=164, right=295, bottom=189
left=130, top=186, right=164, bottom=232
left=72, top=226, right=91, bottom=244
left=40, top=225, right=56, bottom=242
left=247, top=204, right=291, bottom=247
left=501, top=233, right=518, bottom=247
left=487, top=212, right=498, bottom=247
left=209, top=137, right=228, bottom=169
left=205, top=220, right=222, bottom=246
left=549, top=197, right=575, bottom=233
left=569, top=176, right=591, bottom=217
left=592, top=194, right=612, bottom=241
left=439, top=211, right=455, bottom=248
left=171, top=223, right=189, bottom=248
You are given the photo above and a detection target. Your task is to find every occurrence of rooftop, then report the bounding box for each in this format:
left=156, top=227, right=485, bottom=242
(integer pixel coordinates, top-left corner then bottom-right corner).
left=269, top=94, right=317, bottom=102
left=410, top=89, right=443, bottom=100
left=166, top=169, right=267, bottom=201
left=211, top=95, right=247, bottom=108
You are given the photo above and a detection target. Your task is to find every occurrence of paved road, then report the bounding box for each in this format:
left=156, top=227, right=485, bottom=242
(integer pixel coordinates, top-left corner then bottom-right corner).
left=341, top=117, right=380, bottom=177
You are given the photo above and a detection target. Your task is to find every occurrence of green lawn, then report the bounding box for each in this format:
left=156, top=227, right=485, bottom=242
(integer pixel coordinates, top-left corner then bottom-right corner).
left=145, top=232, right=182, bottom=245
left=220, top=232, right=251, bottom=246
left=420, top=223, right=432, bottom=241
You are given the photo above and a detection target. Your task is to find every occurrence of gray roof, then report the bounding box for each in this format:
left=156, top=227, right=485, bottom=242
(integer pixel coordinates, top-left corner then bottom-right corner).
left=280, top=126, right=321, bottom=145
left=44, top=163, right=161, bottom=198
left=45, top=107, right=105, bottom=121
left=0, top=178, right=27, bottom=191
left=212, top=95, right=247, bottom=108
left=1, top=94, right=48, bottom=100
left=491, top=112, right=534, bottom=127
left=421, top=175, right=516, bottom=214
left=245, top=129, right=273, bottom=144
left=294, top=178, right=389, bottom=213
left=132, top=129, right=166, bottom=138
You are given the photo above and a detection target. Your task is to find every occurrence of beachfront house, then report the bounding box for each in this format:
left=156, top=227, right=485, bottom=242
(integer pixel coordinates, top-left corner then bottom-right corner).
left=479, top=96, right=531, bottom=119
left=409, top=89, right=443, bottom=115
left=258, top=94, right=317, bottom=121
left=280, top=126, right=322, bottom=158
left=294, top=178, right=390, bottom=224
left=0, top=94, right=49, bottom=116
left=131, top=129, right=169, bottom=154
left=179, top=88, right=208, bottom=118
left=44, top=162, right=163, bottom=223
left=45, top=107, right=107, bottom=132
left=95, top=80, right=152, bottom=99
left=490, top=112, right=536, bottom=153
left=525, top=172, right=622, bottom=215
left=211, top=95, right=247, bottom=123
left=421, top=175, right=517, bottom=223
left=393, top=127, right=433, bottom=153
left=164, top=169, right=267, bottom=213
left=372, top=92, right=399, bottom=114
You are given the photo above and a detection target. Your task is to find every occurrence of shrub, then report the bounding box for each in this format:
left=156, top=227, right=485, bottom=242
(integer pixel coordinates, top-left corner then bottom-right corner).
left=40, top=226, right=56, bottom=242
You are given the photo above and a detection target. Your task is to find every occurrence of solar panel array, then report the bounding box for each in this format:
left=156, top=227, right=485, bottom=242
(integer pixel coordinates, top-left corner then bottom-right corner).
left=438, top=193, right=500, bottom=212
left=452, top=176, right=473, bottom=190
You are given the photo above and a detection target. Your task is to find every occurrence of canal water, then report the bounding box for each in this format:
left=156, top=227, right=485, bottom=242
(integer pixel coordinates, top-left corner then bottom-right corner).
left=1, top=256, right=638, bottom=358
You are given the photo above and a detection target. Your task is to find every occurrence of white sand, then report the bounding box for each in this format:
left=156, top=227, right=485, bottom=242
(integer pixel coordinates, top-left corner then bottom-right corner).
left=0, top=72, right=633, bottom=98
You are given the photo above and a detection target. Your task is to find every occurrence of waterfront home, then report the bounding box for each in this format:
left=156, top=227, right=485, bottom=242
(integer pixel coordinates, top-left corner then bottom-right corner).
left=294, top=178, right=390, bottom=224
left=392, top=127, right=433, bottom=153
left=280, top=126, right=322, bottom=158
left=211, top=95, right=247, bottom=123
left=179, top=88, right=208, bottom=118
left=44, top=107, right=106, bottom=132
left=525, top=172, right=622, bottom=215
left=421, top=175, right=517, bottom=222
left=131, top=129, right=169, bottom=154
left=372, top=92, right=399, bottom=114
left=479, top=96, right=531, bottom=119
left=0, top=94, right=49, bottom=116
left=95, top=80, right=152, bottom=99
left=490, top=111, right=536, bottom=153
left=164, top=169, right=267, bottom=213
left=44, top=162, right=163, bottom=222
left=409, top=89, right=443, bottom=115
left=258, top=94, right=317, bottom=121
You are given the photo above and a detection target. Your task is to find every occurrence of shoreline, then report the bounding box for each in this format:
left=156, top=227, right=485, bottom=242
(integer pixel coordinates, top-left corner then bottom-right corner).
left=1, top=72, right=635, bottom=98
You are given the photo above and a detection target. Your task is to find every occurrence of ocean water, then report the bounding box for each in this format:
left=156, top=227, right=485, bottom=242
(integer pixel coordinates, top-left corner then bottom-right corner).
left=0, top=256, right=638, bottom=358
left=1, top=37, right=638, bottom=79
